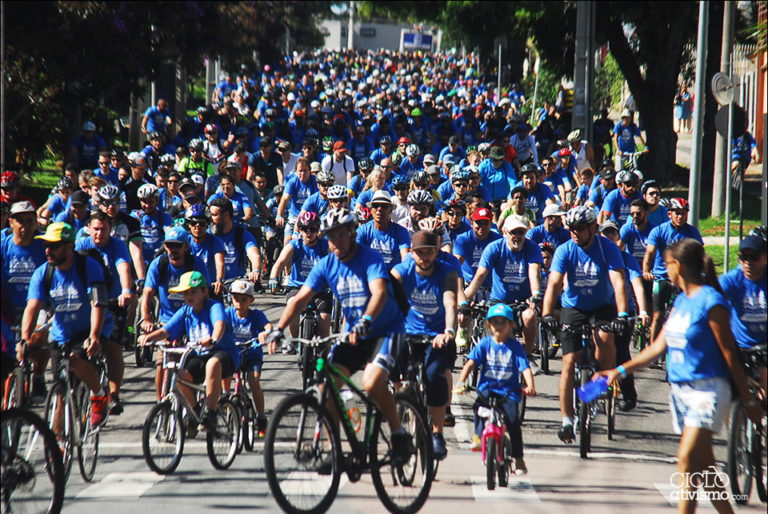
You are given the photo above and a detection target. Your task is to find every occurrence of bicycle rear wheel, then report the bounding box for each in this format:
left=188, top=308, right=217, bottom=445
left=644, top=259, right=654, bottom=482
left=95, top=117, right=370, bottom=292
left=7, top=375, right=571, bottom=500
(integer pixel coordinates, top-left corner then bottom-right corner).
left=44, top=381, right=74, bottom=483
left=263, top=393, right=341, bottom=514
left=1, top=407, right=65, bottom=514
left=76, top=384, right=99, bottom=482
left=142, top=400, right=184, bottom=474
left=755, top=416, right=766, bottom=502
left=727, top=399, right=752, bottom=503
left=578, top=371, right=591, bottom=459
left=3, top=367, right=26, bottom=410
left=242, top=399, right=257, bottom=452
left=370, top=394, right=433, bottom=514
left=539, top=326, right=550, bottom=375
left=207, top=398, right=240, bottom=470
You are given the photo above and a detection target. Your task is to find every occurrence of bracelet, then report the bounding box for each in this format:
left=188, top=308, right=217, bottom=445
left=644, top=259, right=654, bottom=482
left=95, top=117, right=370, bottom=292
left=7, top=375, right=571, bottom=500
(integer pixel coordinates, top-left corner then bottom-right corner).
left=640, top=310, right=648, bottom=316
left=459, top=301, right=469, bottom=307
left=362, top=314, right=374, bottom=323
left=122, top=288, right=132, bottom=295
left=616, top=365, right=627, bottom=378
left=618, top=311, right=629, bottom=318
left=445, top=328, right=456, bottom=336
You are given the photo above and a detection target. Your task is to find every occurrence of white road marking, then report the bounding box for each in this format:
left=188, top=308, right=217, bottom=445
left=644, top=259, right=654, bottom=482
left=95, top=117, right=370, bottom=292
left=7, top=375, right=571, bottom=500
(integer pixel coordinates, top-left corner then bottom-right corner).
left=76, top=472, right=164, bottom=499
left=470, top=476, right=540, bottom=502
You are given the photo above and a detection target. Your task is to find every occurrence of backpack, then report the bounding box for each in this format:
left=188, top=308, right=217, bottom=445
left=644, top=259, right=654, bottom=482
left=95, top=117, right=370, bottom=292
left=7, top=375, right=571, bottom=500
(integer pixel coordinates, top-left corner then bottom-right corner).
left=156, top=250, right=196, bottom=285
left=388, top=270, right=411, bottom=317
left=43, top=249, right=112, bottom=294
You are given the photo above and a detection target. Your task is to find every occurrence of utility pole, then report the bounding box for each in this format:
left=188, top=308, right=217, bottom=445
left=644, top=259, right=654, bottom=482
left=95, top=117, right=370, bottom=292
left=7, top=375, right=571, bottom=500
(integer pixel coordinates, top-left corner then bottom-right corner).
left=573, top=1, right=595, bottom=141
left=0, top=1, right=5, bottom=171
left=347, top=1, right=354, bottom=51
left=688, top=1, right=709, bottom=226
left=712, top=1, right=735, bottom=217
left=497, top=44, right=502, bottom=102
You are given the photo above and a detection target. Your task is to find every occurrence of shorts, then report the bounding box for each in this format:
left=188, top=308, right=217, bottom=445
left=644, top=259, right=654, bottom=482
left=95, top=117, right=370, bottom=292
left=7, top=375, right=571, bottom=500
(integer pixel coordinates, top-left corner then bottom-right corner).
left=652, top=279, right=678, bottom=313
left=50, top=333, right=107, bottom=371
left=560, top=304, right=618, bottom=355
left=286, top=288, right=333, bottom=315
left=184, top=350, right=235, bottom=383
left=241, top=345, right=264, bottom=373
left=330, top=333, right=404, bottom=376
left=669, top=377, right=731, bottom=435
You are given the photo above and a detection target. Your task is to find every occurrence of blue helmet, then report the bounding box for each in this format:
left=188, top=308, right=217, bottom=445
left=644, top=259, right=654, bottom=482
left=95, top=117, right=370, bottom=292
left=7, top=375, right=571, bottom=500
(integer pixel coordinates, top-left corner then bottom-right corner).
left=391, top=175, right=408, bottom=187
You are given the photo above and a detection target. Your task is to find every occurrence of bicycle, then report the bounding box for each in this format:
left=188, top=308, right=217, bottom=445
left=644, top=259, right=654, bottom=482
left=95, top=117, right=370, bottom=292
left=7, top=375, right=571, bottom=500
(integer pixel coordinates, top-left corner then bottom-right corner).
left=297, top=302, right=324, bottom=390
left=3, top=329, right=50, bottom=411
left=1, top=407, right=65, bottom=514
left=44, top=340, right=110, bottom=483
left=263, top=333, right=434, bottom=514
left=134, top=295, right=159, bottom=368
left=561, top=320, right=621, bottom=458
left=726, top=345, right=767, bottom=504
left=631, top=315, right=650, bottom=351
left=141, top=340, right=241, bottom=474
left=229, top=339, right=261, bottom=454
left=465, top=302, right=490, bottom=389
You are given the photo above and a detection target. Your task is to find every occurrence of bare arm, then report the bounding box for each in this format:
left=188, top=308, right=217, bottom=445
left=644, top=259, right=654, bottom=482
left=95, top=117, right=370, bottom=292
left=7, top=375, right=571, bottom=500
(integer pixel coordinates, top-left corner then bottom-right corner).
left=642, top=244, right=657, bottom=281
left=463, top=266, right=490, bottom=299
left=542, top=270, right=564, bottom=318
left=20, top=299, right=43, bottom=342
left=129, top=240, right=146, bottom=279
left=528, top=262, right=541, bottom=297
left=608, top=268, right=629, bottom=315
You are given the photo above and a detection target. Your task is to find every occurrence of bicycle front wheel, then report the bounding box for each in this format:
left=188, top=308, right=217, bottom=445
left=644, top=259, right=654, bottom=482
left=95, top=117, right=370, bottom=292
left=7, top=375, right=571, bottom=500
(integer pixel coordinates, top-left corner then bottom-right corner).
left=75, top=384, right=99, bottom=482
left=727, top=399, right=752, bottom=503
left=578, top=371, right=591, bottom=459
left=485, top=437, right=497, bottom=491
left=263, top=393, right=341, bottom=514
left=207, top=398, right=240, bottom=470
left=3, top=367, right=26, bottom=410
left=44, top=381, right=74, bottom=483
left=370, top=394, right=433, bottom=514
left=1, top=407, right=65, bottom=514
left=242, top=400, right=257, bottom=452
left=142, top=400, right=185, bottom=474
left=539, top=326, right=550, bottom=375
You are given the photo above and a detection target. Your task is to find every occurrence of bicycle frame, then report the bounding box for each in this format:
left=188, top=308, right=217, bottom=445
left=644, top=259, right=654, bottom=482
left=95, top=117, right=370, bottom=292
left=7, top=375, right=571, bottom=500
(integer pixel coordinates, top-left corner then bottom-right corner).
left=479, top=403, right=506, bottom=464
left=157, top=343, right=209, bottom=426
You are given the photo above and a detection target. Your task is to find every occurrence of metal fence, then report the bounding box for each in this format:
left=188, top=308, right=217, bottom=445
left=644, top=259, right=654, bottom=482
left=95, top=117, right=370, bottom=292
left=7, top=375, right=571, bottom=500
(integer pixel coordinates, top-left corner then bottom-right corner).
left=733, top=44, right=757, bottom=136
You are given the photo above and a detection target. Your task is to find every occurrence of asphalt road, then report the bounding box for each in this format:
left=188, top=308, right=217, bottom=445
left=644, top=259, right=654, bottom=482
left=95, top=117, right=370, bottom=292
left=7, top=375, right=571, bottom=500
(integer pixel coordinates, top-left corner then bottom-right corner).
left=16, top=292, right=767, bottom=513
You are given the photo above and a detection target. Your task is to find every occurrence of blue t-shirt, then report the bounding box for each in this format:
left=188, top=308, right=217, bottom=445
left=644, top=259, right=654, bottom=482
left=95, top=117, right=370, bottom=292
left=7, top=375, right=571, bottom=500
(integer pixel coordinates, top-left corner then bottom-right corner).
left=620, top=221, right=654, bottom=267
left=394, top=257, right=455, bottom=337
left=601, top=189, right=641, bottom=226
left=446, top=218, right=472, bottom=243
left=207, top=191, right=252, bottom=222
left=575, top=184, right=590, bottom=205
left=163, top=299, right=239, bottom=369
left=225, top=307, right=269, bottom=364
left=289, top=238, right=329, bottom=287
left=144, top=253, right=210, bottom=322
left=613, top=122, right=641, bottom=153
left=479, top=159, right=517, bottom=201
left=719, top=266, right=767, bottom=348
left=550, top=236, right=626, bottom=311
left=53, top=210, right=90, bottom=233
left=144, top=106, right=171, bottom=134
left=664, top=285, right=730, bottom=382
left=94, top=166, right=120, bottom=186
left=46, top=195, right=68, bottom=218
left=647, top=222, right=703, bottom=279
left=453, top=230, right=502, bottom=285
left=27, top=257, right=106, bottom=344
left=189, top=234, right=227, bottom=282
left=521, top=184, right=556, bottom=225
left=75, top=236, right=130, bottom=298
left=526, top=224, right=570, bottom=248
left=131, top=209, right=173, bottom=263
left=301, top=191, right=330, bottom=216
left=468, top=336, right=529, bottom=402
left=1, top=237, right=47, bottom=312
left=479, top=238, right=543, bottom=303
left=304, top=244, right=405, bottom=338
left=647, top=204, right=668, bottom=227
left=356, top=221, right=411, bottom=271
left=214, top=226, right=258, bottom=280
left=619, top=249, right=643, bottom=313
left=283, top=174, right=318, bottom=217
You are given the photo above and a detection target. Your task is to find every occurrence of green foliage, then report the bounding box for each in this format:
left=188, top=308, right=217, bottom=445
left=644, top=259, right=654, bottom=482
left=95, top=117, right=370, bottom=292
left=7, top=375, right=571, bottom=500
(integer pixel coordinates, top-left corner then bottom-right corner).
left=593, top=53, right=624, bottom=112
left=520, top=58, right=560, bottom=119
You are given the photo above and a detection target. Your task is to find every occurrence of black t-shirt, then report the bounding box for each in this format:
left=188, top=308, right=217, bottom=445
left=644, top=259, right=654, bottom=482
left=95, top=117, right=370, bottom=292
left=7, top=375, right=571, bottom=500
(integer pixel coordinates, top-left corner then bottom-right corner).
left=249, top=152, right=283, bottom=190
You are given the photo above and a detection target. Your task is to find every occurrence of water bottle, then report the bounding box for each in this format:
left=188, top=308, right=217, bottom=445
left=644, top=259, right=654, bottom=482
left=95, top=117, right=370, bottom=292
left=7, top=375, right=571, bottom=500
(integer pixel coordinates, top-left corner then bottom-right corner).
left=577, top=376, right=608, bottom=403
left=340, top=389, right=362, bottom=433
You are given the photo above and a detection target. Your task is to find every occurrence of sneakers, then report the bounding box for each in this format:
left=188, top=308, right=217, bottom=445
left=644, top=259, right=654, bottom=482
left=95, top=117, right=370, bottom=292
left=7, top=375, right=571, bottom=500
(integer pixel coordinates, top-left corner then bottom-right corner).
left=90, top=394, right=109, bottom=427
left=444, top=407, right=455, bottom=427
left=198, top=409, right=217, bottom=432
left=390, top=430, right=414, bottom=466
left=109, top=394, right=123, bottom=416
left=557, top=424, right=575, bottom=443
left=470, top=434, right=482, bottom=452
left=185, top=414, right=198, bottom=439
left=257, top=414, right=267, bottom=438
left=513, top=457, right=528, bottom=475
left=455, top=328, right=469, bottom=351
left=432, top=433, right=447, bottom=461
left=282, top=341, right=296, bottom=355
left=31, top=375, right=47, bottom=404
left=620, top=398, right=637, bottom=412
left=281, top=274, right=291, bottom=287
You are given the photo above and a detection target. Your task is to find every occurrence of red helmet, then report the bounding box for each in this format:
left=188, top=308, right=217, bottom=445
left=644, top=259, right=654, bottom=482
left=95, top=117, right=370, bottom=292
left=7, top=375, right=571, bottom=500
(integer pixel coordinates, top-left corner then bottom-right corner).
left=204, top=124, right=218, bottom=134
left=397, top=136, right=410, bottom=145
left=558, top=148, right=571, bottom=157
left=669, top=198, right=689, bottom=211
left=1, top=171, right=19, bottom=188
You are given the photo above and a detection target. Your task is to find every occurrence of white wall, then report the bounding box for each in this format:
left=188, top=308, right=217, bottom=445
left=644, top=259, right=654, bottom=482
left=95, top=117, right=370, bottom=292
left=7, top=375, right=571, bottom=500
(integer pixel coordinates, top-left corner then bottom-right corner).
left=320, top=19, right=433, bottom=52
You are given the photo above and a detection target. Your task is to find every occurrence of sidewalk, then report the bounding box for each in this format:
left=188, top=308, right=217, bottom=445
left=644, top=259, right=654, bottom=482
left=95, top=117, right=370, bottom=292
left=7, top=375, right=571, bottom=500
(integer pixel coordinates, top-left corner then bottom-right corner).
left=676, top=132, right=763, bottom=179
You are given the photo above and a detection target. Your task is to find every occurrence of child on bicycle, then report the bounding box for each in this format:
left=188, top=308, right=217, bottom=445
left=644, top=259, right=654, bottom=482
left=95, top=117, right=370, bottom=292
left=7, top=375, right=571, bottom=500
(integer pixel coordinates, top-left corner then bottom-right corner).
left=454, top=303, right=535, bottom=475
left=224, top=279, right=272, bottom=437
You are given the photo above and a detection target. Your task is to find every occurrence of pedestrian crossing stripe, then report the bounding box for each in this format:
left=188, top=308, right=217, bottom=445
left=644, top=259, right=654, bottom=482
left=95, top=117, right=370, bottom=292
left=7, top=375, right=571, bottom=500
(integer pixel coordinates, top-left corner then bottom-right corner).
left=470, top=476, right=540, bottom=502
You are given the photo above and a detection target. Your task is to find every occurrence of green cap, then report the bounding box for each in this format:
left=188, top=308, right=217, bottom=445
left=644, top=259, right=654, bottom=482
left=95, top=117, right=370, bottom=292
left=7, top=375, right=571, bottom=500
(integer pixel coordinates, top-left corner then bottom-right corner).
left=168, top=271, right=208, bottom=293
left=35, top=222, right=75, bottom=243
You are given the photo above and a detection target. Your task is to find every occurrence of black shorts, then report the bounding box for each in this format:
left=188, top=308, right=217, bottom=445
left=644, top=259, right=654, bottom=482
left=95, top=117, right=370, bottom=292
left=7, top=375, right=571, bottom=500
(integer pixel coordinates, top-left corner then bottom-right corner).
left=50, top=333, right=106, bottom=371
left=560, top=304, right=617, bottom=355
left=184, top=350, right=235, bottom=383
left=330, top=333, right=405, bottom=376
left=286, top=288, right=333, bottom=315
left=652, top=279, right=679, bottom=313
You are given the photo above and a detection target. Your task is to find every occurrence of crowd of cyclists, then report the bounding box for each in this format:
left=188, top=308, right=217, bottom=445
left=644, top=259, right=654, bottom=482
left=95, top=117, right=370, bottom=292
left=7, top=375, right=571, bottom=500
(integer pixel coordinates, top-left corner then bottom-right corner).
left=0, top=48, right=765, bottom=512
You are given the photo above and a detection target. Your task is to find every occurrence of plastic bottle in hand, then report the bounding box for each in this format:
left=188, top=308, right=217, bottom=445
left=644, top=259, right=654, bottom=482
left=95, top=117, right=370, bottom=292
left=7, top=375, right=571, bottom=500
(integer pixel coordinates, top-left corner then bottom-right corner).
left=578, top=376, right=609, bottom=403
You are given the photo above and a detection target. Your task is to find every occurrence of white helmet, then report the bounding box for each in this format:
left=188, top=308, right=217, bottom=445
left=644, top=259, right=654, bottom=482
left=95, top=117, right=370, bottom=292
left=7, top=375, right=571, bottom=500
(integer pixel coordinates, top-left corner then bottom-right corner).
left=406, top=144, right=420, bottom=158
left=137, top=183, right=159, bottom=200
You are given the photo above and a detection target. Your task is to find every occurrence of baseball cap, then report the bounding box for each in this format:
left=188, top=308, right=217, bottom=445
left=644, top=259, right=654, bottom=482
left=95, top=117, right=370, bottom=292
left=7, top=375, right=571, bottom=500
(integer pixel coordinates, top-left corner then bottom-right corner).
left=442, top=154, right=456, bottom=165
left=333, top=140, right=346, bottom=152
left=230, top=279, right=256, bottom=297
left=35, top=222, right=75, bottom=243
left=82, top=121, right=96, bottom=132
left=310, top=162, right=322, bottom=172
left=168, top=271, right=208, bottom=293
left=600, top=168, right=616, bottom=180
left=366, top=190, right=393, bottom=207
left=599, top=220, right=620, bottom=234
left=621, top=109, right=632, bottom=118
left=739, top=235, right=766, bottom=254
left=502, top=214, right=529, bottom=232
left=489, top=146, right=505, bottom=160
left=70, top=191, right=90, bottom=206
left=471, top=207, right=493, bottom=222
left=164, top=226, right=190, bottom=245
left=277, top=140, right=291, bottom=151
left=422, top=154, right=436, bottom=165
left=259, top=136, right=273, bottom=147
left=411, top=230, right=440, bottom=250
left=486, top=303, right=515, bottom=322
left=542, top=204, right=565, bottom=218
left=10, top=200, right=35, bottom=216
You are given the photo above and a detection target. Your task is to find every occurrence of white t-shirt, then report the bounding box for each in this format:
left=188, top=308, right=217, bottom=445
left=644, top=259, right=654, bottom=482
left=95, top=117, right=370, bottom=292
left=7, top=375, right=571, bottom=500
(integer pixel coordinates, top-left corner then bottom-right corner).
left=321, top=154, right=354, bottom=186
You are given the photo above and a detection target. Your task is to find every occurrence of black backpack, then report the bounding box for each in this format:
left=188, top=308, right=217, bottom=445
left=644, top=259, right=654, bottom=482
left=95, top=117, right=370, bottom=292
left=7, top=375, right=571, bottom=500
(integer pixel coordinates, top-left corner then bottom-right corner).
left=156, top=250, right=196, bottom=285
left=388, top=271, right=411, bottom=317
left=43, top=249, right=112, bottom=294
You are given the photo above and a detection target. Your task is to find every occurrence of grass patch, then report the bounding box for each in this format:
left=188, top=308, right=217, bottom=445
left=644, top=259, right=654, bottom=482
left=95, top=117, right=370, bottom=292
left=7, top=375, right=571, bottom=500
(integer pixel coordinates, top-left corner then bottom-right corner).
left=697, top=215, right=761, bottom=237
left=706, top=244, right=740, bottom=275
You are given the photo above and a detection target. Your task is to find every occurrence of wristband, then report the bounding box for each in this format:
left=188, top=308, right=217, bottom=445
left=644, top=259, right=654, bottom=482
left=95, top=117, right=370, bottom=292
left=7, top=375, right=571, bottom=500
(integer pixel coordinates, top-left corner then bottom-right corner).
left=618, top=312, right=629, bottom=318
left=122, top=288, right=132, bottom=295
left=459, top=301, right=469, bottom=307
left=445, top=328, right=456, bottom=336
left=616, top=365, right=627, bottom=378
left=362, top=314, right=374, bottom=323
left=640, top=310, right=648, bottom=316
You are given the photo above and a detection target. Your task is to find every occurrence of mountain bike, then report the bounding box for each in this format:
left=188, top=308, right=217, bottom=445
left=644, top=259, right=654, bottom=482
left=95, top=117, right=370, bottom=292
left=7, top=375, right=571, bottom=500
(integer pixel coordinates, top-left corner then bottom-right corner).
left=264, top=333, right=434, bottom=514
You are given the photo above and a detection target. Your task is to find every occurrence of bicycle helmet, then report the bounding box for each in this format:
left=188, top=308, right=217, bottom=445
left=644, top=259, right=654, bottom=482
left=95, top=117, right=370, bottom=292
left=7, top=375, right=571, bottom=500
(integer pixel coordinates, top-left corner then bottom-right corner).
left=137, top=183, right=159, bottom=200
left=412, top=171, right=429, bottom=185
left=668, top=198, right=689, bottom=211
left=451, top=170, right=470, bottom=183
left=173, top=217, right=188, bottom=228
left=356, top=206, right=372, bottom=223
left=406, top=144, right=420, bottom=158
left=321, top=137, right=334, bottom=153
left=398, top=136, right=410, bottom=146
left=316, top=170, right=335, bottom=185
left=540, top=241, right=556, bottom=255
left=184, top=204, right=208, bottom=221
left=320, top=208, right=357, bottom=234
left=632, top=169, right=644, bottom=182
left=160, top=154, right=176, bottom=166
left=520, top=163, right=538, bottom=176
left=391, top=175, right=408, bottom=188
left=204, top=124, right=218, bottom=134
left=748, top=225, right=767, bottom=243
left=379, top=135, right=393, bottom=145
left=327, top=185, right=348, bottom=201
left=188, top=138, right=204, bottom=151
left=57, top=177, right=74, bottom=191
left=297, top=211, right=320, bottom=230
left=82, top=121, right=96, bottom=132
left=358, top=158, right=374, bottom=173
left=407, top=189, right=433, bottom=205
left=97, top=184, right=120, bottom=202
left=616, top=170, right=637, bottom=185
left=599, top=158, right=614, bottom=171
left=445, top=198, right=467, bottom=212
left=148, top=131, right=163, bottom=141
left=418, top=216, right=445, bottom=236
left=565, top=205, right=597, bottom=227
left=1, top=171, right=19, bottom=187
left=641, top=179, right=659, bottom=195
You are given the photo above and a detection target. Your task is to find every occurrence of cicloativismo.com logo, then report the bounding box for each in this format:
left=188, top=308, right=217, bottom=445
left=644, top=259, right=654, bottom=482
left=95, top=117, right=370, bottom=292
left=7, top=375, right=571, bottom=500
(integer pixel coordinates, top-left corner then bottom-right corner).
left=669, top=465, right=747, bottom=503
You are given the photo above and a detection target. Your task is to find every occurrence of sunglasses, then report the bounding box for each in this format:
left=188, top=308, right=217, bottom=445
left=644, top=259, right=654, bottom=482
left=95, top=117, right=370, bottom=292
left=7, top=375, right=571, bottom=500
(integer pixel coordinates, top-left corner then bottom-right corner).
left=369, top=204, right=391, bottom=210
left=474, top=220, right=491, bottom=227
left=45, top=242, right=65, bottom=251
left=165, top=242, right=184, bottom=250
left=738, top=253, right=760, bottom=262
left=188, top=220, right=207, bottom=227
left=645, top=191, right=660, bottom=197
left=300, top=226, right=319, bottom=233
left=510, top=229, right=527, bottom=236
left=453, top=182, right=468, bottom=188
left=101, top=200, right=119, bottom=207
